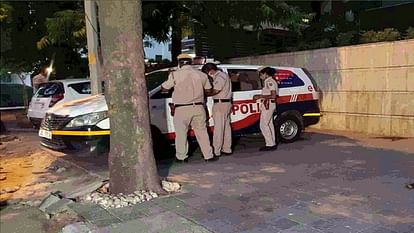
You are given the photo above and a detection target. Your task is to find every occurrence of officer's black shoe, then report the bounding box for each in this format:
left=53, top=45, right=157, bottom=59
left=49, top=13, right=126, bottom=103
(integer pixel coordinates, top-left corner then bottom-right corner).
left=204, top=156, right=219, bottom=162
left=221, top=151, right=233, bottom=156
left=259, top=145, right=278, bottom=151
left=406, top=183, right=414, bottom=189
left=175, top=158, right=189, bottom=163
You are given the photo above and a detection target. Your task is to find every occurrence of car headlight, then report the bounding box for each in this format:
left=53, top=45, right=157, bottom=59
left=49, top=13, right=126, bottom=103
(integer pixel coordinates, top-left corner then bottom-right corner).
left=66, top=111, right=108, bottom=128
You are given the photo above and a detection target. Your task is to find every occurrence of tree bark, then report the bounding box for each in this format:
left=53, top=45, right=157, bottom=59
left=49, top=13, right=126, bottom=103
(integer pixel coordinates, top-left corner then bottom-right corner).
left=98, top=0, right=164, bottom=194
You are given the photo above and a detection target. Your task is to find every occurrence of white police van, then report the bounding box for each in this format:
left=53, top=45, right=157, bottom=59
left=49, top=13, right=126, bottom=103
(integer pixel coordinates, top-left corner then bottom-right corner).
left=38, top=64, right=321, bottom=153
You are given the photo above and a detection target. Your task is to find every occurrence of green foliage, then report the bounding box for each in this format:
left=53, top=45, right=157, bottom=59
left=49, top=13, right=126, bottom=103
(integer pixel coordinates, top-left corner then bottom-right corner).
left=37, top=10, right=86, bottom=49
left=360, top=28, right=401, bottom=43
left=1, top=1, right=86, bottom=75
left=336, top=31, right=358, bottom=46
left=0, top=2, right=12, bottom=23
left=142, top=1, right=177, bottom=43
left=405, top=27, right=414, bottom=39
left=377, top=28, right=401, bottom=41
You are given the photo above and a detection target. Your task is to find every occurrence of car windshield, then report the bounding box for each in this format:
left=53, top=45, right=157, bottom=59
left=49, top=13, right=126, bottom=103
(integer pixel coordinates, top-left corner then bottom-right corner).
left=36, top=82, right=64, bottom=97
left=146, top=71, right=169, bottom=91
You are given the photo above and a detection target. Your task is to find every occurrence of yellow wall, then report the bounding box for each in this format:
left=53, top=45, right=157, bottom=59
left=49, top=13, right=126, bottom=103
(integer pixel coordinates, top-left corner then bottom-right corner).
left=228, top=39, right=414, bottom=137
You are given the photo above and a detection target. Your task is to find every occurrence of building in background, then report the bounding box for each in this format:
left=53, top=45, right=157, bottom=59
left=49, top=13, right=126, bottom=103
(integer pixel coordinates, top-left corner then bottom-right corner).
left=143, top=36, right=171, bottom=62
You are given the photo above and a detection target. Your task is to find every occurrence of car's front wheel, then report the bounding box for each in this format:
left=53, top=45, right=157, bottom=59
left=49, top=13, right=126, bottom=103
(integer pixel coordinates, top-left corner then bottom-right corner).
left=276, top=114, right=303, bottom=143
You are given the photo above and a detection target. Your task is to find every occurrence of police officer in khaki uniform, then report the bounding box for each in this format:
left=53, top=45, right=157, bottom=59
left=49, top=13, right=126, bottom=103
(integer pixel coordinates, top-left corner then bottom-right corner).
left=161, top=54, right=218, bottom=162
left=253, top=67, right=279, bottom=151
left=32, top=67, right=49, bottom=92
left=202, top=63, right=233, bottom=156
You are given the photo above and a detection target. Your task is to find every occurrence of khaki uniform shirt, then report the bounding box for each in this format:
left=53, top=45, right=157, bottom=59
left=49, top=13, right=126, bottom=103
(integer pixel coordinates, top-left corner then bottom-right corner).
left=262, top=77, right=279, bottom=97
left=32, top=73, right=48, bottom=90
left=212, top=71, right=232, bottom=100
left=161, top=65, right=211, bottom=104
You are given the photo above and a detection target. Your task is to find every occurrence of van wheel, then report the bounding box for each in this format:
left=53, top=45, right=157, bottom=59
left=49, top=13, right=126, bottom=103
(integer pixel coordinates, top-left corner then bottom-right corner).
left=277, top=114, right=302, bottom=143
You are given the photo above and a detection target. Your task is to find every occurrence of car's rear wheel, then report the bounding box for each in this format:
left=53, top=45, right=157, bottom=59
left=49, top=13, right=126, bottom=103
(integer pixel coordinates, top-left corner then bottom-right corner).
left=276, top=114, right=302, bottom=143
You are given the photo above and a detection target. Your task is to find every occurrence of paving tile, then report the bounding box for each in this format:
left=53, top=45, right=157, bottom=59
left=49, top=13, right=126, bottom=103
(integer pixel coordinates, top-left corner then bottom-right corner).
left=236, top=216, right=267, bottom=231
left=68, top=203, right=102, bottom=214
left=139, top=211, right=211, bottom=233
left=285, top=207, right=322, bottom=225
left=382, top=224, right=414, bottom=233
left=279, top=224, right=323, bottom=233
left=309, top=219, right=337, bottom=231
left=107, top=206, right=147, bottom=222
left=101, top=219, right=153, bottom=233
left=175, top=192, right=200, bottom=201
left=236, top=223, right=284, bottom=233
left=68, top=203, right=113, bottom=221
left=180, top=197, right=210, bottom=209
left=205, top=207, right=235, bottom=218
left=330, top=217, right=375, bottom=232
left=154, top=197, right=187, bottom=211
left=133, top=200, right=156, bottom=210
left=174, top=207, right=212, bottom=221
left=360, top=226, right=399, bottom=233
left=44, top=199, right=73, bottom=214
left=324, top=225, right=360, bottom=233
left=268, top=217, right=299, bottom=230
left=138, top=205, right=165, bottom=217
left=198, top=218, right=241, bottom=233
left=90, top=217, right=122, bottom=227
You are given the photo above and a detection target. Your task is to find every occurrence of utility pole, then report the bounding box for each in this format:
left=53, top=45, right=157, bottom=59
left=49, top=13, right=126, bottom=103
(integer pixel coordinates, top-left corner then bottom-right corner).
left=84, top=0, right=102, bottom=94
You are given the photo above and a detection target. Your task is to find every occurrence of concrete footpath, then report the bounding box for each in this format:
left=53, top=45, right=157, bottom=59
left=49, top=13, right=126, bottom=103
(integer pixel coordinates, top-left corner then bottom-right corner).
left=61, top=131, right=414, bottom=233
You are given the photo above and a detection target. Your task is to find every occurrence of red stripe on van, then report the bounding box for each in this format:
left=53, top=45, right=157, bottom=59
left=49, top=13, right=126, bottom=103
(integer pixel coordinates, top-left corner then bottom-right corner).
left=164, top=113, right=260, bottom=140
left=277, top=93, right=314, bottom=104
left=296, top=93, right=314, bottom=102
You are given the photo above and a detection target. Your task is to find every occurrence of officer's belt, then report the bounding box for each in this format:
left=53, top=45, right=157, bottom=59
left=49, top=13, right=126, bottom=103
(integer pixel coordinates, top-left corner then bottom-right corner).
left=213, top=99, right=232, bottom=103
left=174, top=102, right=203, bottom=108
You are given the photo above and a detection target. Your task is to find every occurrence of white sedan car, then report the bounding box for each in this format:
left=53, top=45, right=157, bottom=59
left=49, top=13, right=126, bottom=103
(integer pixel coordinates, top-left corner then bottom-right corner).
left=27, top=79, right=91, bottom=127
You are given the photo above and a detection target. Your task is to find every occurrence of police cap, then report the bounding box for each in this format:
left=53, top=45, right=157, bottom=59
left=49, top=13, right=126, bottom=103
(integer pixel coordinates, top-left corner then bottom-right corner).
left=177, top=54, right=192, bottom=60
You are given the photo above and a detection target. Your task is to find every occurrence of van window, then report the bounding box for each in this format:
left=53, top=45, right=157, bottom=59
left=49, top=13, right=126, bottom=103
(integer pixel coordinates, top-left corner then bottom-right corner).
left=227, top=69, right=262, bottom=92
left=302, top=68, right=319, bottom=91
left=150, top=88, right=173, bottom=99
left=36, top=82, right=64, bottom=97
left=146, top=71, right=169, bottom=91
left=69, top=82, right=91, bottom=94
left=275, top=69, right=304, bottom=88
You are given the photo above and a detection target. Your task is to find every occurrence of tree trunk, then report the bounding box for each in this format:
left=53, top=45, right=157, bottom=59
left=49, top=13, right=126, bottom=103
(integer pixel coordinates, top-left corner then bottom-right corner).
left=98, top=0, right=164, bottom=194
left=171, top=14, right=182, bottom=65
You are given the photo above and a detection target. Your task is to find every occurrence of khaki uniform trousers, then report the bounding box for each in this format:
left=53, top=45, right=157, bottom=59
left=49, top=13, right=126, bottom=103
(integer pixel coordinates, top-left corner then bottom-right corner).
left=174, top=105, right=214, bottom=160
left=212, top=102, right=232, bottom=155
left=260, top=102, right=277, bottom=147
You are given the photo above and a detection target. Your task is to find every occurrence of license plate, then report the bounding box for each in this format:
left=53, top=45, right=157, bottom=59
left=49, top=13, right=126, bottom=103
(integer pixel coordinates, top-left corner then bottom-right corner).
left=39, top=129, right=52, bottom=139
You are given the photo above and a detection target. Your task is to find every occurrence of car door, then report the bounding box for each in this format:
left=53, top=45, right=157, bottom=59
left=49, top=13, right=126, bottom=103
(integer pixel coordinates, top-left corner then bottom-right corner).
left=225, top=68, right=263, bottom=132
left=147, top=71, right=170, bottom=134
